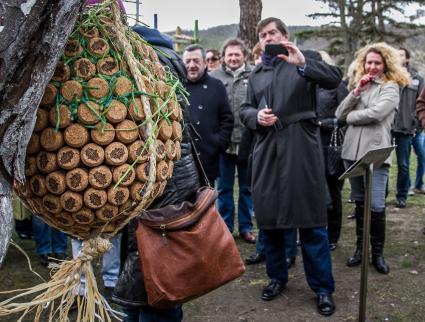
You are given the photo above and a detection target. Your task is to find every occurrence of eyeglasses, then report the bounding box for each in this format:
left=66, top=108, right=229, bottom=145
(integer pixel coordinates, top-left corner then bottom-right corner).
left=206, top=57, right=219, bottom=62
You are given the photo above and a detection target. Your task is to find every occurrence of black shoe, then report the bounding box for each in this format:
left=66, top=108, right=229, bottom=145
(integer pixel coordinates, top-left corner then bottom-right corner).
left=329, top=243, right=337, bottom=251
left=17, top=232, right=32, bottom=240
left=261, top=281, right=285, bottom=301
left=396, top=199, right=406, bottom=208
left=317, top=294, right=335, bottom=316
left=346, top=249, right=362, bottom=267
left=245, top=253, right=265, bottom=265
left=372, top=255, right=390, bottom=274
left=286, top=256, right=296, bottom=269
left=39, top=254, right=50, bottom=266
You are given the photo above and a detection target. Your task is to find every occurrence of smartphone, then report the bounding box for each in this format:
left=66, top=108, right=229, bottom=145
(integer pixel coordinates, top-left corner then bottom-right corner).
left=265, top=44, right=289, bottom=57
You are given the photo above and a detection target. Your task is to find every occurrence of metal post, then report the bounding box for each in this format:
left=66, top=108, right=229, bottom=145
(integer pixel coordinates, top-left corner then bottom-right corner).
left=359, top=163, right=373, bottom=322
left=136, top=0, right=140, bottom=24
left=154, top=13, right=158, bottom=29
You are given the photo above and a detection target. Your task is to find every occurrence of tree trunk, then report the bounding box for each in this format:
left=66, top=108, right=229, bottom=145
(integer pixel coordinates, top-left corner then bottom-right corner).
left=238, top=0, right=262, bottom=53
left=0, top=0, right=84, bottom=266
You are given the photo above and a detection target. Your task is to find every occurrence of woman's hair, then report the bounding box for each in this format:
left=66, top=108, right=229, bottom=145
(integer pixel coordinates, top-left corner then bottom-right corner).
left=352, top=42, right=410, bottom=87
left=252, top=42, right=262, bottom=61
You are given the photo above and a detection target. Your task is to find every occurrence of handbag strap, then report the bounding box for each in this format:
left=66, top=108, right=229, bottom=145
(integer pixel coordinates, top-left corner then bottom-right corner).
left=330, top=125, right=342, bottom=147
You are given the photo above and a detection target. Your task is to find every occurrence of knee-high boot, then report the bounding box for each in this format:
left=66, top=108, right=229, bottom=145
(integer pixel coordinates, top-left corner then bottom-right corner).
left=370, top=210, right=390, bottom=274
left=346, top=202, right=364, bottom=267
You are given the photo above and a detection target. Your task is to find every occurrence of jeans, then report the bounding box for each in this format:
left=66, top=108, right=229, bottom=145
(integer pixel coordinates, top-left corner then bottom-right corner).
left=411, top=131, right=425, bottom=189
left=122, top=305, right=183, bottom=322
left=346, top=161, right=389, bottom=213
left=256, top=229, right=297, bottom=258
left=32, top=216, right=67, bottom=255
left=217, top=153, right=253, bottom=234
left=394, top=133, right=413, bottom=200
left=263, top=227, right=334, bottom=295
left=72, top=235, right=121, bottom=293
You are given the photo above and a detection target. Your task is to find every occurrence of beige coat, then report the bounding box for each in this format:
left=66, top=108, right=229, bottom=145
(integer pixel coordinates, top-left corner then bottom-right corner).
left=335, top=79, right=399, bottom=165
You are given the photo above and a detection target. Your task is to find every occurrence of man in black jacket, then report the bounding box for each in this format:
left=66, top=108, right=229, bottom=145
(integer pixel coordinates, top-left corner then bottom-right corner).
left=183, top=44, right=234, bottom=183
left=240, top=17, right=341, bottom=316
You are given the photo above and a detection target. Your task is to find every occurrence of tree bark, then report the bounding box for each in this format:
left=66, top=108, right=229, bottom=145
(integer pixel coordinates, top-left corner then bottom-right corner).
left=0, top=0, right=84, bottom=266
left=238, top=0, right=262, bottom=53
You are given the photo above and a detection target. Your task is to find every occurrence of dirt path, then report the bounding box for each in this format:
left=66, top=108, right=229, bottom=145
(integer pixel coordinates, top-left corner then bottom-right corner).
left=1, top=203, right=424, bottom=322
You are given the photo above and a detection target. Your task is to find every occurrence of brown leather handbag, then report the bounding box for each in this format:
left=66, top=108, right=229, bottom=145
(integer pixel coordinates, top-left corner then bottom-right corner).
left=135, top=186, right=245, bottom=308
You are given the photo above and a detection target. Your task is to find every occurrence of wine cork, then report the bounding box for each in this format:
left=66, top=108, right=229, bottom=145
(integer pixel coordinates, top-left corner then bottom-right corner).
left=77, top=101, right=101, bottom=125
left=114, top=76, right=133, bottom=96
left=168, top=99, right=180, bottom=121
left=151, top=182, right=162, bottom=199
left=167, top=160, right=174, bottom=179
left=74, top=58, right=96, bottom=80
left=64, top=39, right=83, bottom=57
left=154, top=62, right=166, bottom=79
left=61, top=80, right=83, bottom=101
left=97, top=57, right=119, bottom=76
left=40, top=83, right=57, bottom=107
left=52, top=61, right=70, bottom=82
left=91, top=122, right=115, bottom=146
left=116, top=120, right=138, bottom=144
left=27, top=197, right=44, bottom=215
left=87, top=77, right=109, bottom=99
left=81, top=143, right=104, bottom=167
left=130, top=181, right=145, bottom=201
left=45, top=171, right=67, bottom=195
left=25, top=156, right=38, bottom=176
left=49, top=104, right=72, bottom=128
left=156, top=160, right=169, bottom=182
left=128, top=140, right=148, bottom=163
left=105, top=99, right=127, bottom=124
left=158, top=119, right=172, bottom=141
left=36, top=151, right=58, bottom=173
left=80, top=26, right=99, bottom=39
left=88, top=165, right=112, bottom=189
left=73, top=224, right=91, bottom=234
left=40, top=127, right=64, bottom=152
left=113, top=164, right=136, bottom=186
left=171, top=121, right=182, bottom=140
left=88, top=37, right=110, bottom=57
left=15, top=181, right=33, bottom=199
left=135, top=162, right=149, bottom=182
left=57, top=146, right=80, bottom=170
left=60, top=191, right=83, bottom=212
left=156, top=140, right=166, bottom=161
left=105, top=142, right=128, bottom=166
left=155, top=80, right=170, bottom=100
left=141, top=75, right=154, bottom=95
left=164, top=139, right=176, bottom=160
left=128, top=97, right=145, bottom=121
left=30, top=175, right=47, bottom=197
left=84, top=188, right=107, bottom=209
left=42, top=194, right=62, bottom=214
left=107, top=186, right=129, bottom=206
left=175, top=141, right=181, bottom=160
left=34, top=109, right=49, bottom=132
left=27, top=133, right=40, bottom=154
left=55, top=213, right=75, bottom=227
left=95, top=204, right=119, bottom=221
left=118, top=200, right=133, bottom=214
left=64, top=124, right=90, bottom=148
left=72, top=207, right=95, bottom=225
left=66, top=168, right=89, bottom=192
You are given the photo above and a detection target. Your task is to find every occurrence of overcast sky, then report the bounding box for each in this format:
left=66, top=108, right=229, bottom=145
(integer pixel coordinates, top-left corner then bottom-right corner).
left=122, top=0, right=423, bottom=32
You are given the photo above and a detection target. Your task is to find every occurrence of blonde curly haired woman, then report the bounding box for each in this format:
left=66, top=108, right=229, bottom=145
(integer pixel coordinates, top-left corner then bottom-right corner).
left=336, top=42, right=410, bottom=274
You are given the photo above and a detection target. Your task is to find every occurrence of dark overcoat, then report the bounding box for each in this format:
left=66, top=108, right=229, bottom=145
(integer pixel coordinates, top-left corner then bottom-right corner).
left=240, top=51, right=341, bottom=229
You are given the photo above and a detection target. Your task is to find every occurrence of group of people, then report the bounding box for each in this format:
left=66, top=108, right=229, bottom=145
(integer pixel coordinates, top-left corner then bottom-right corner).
left=14, top=14, right=425, bottom=322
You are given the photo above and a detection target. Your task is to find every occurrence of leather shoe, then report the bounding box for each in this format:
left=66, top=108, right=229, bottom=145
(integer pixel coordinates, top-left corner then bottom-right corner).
left=346, top=249, right=362, bottom=267
left=286, top=256, right=296, bottom=269
left=317, top=293, right=335, bottom=316
left=261, top=281, right=285, bottom=301
left=245, top=253, right=265, bottom=265
left=329, top=243, right=337, bottom=251
left=240, top=231, right=256, bottom=244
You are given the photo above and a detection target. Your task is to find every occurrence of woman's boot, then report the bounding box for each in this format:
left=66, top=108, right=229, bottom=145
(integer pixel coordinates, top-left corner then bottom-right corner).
left=370, top=210, right=390, bottom=274
left=346, top=202, right=364, bottom=267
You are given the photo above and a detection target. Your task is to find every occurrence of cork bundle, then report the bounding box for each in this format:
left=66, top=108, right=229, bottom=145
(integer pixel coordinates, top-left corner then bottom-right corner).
left=14, top=1, right=184, bottom=240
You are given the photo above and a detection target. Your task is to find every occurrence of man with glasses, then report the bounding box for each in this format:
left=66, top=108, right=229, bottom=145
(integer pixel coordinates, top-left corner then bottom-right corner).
left=206, top=49, right=221, bottom=72
left=240, top=17, right=341, bottom=316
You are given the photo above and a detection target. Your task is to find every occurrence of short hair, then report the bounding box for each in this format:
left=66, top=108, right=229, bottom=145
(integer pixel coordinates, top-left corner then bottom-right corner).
left=256, top=17, right=289, bottom=37
left=184, top=44, right=206, bottom=60
left=206, top=48, right=221, bottom=60
left=399, top=47, right=410, bottom=59
left=221, top=38, right=249, bottom=58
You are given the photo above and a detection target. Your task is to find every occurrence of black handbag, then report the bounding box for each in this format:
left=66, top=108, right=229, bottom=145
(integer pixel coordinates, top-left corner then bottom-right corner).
left=327, top=126, right=345, bottom=176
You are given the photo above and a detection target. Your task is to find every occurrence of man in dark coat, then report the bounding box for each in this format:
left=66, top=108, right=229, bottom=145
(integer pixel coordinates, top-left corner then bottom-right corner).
left=240, top=17, right=341, bottom=316
left=183, top=44, right=234, bottom=183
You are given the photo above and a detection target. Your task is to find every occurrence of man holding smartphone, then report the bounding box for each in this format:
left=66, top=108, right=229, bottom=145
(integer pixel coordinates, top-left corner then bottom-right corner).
left=240, top=17, right=341, bottom=316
